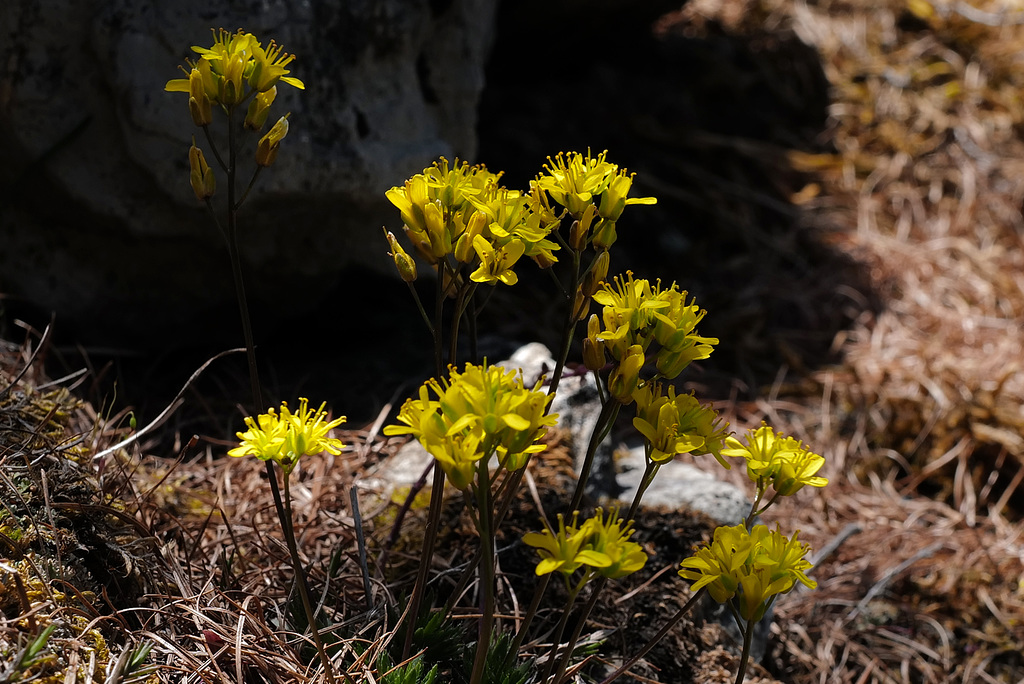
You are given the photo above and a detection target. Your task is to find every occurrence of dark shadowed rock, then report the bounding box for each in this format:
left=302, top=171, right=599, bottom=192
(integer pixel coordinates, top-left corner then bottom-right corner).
left=0, top=0, right=496, bottom=344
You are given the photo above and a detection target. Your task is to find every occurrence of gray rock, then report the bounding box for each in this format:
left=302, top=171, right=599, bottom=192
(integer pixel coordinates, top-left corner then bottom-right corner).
left=0, top=0, right=497, bottom=342
left=614, top=446, right=750, bottom=526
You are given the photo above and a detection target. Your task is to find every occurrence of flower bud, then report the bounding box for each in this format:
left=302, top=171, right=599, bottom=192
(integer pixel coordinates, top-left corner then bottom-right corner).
left=423, top=201, right=451, bottom=258
left=582, top=315, right=606, bottom=371
left=187, top=68, right=213, bottom=127
left=608, top=345, right=644, bottom=403
left=592, top=218, right=618, bottom=250
left=570, top=203, right=598, bottom=250
left=572, top=285, right=590, bottom=322
left=581, top=249, right=610, bottom=297
left=384, top=228, right=418, bottom=282
left=244, top=86, right=276, bottom=131
left=456, top=209, right=487, bottom=260
left=221, top=52, right=247, bottom=106
left=599, top=172, right=634, bottom=221
left=256, top=114, right=290, bottom=167
left=454, top=210, right=488, bottom=261
left=188, top=139, right=216, bottom=201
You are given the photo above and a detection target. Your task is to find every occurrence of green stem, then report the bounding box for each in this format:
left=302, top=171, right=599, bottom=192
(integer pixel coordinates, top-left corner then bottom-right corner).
left=547, top=246, right=583, bottom=399
left=551, top=574, right=606, bottom=684
left=219, top=108, right=291, bottom=584
left=236, top=165, right=264, bottom=208
left=405, top=281, right=435, bottom=338
left=401, top=465, right=445, bottom=661
left=734, top=615, right=755, bottom=684
left=448, top=277, right=475, bottom=369
left=433, top=264, right=446, bottom=377
left=201, top=123, right=226, bottom=172
left=400, top=269, right=449, bottom=660
left=468, top=461, right=496, bottom=684
left=568, top=399, right=620, bottom=513
left=626, top=458, right=660, bottom=521
left=744, top=482, right=771, bottom=530
left=596, top=587, right=706, bottom=684
left=539, top=574, right=587, bottom=684
left=507, top=571, right=551, bottom=666
left=283, top=473, right=340, bottom=684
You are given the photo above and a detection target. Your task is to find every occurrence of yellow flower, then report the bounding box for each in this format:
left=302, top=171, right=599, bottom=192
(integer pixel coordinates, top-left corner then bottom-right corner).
left=593, top=272, right=668, bottom=359
left=229, top=409, right=286, bottom=461
left=249, top=40, right=305, bottom=92
left=469, top=234, right=525, bottom=285
left=523, top=513, right=590, bottom=576
left=576, top=508, right=647, bottom=579
left=536, top=150, right=617, bottom=217
left=467, top=185, right=560, bottom=269
left=721, top=424, right=828, bottom=496
left=651, top=289, right=718, bottom=379
left=385, top=157, right=501, bottom=264
left=525, top=509, right=647, bottom=580
left=590, top=272, right=718, bottom=382
left=279, top=398, right=346, bottom=461
left=632, top=383, right=730, bottom=467
left=582, top=314, right=607, bottom=371
left=229, top=399, right=344, bottom=475
left=607, top=344, right=645, bottom=403
left=597, top=169, right=657, bottom=222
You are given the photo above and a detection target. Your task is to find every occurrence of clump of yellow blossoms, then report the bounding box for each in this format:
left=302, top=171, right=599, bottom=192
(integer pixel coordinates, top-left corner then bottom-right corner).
left=679, top=523, right=816, bottom=622
left=166, top=28, right=304, bottom=187
left=382, top=362, right=557, bottom=489
left=535, top=150, right=656, bottom=249
left=583, top=272, right=718, bottom=402
left=385, top=158, right=561, bottom=284
left=721, top=423, right=828, bottom=496
left=524, top=508, right=648, bottom=581
left=165, top=28, right=304, bottom=112
left=385, top=151, right=656, bottom=291
left=229, top=398, right=345, bottom=475
left=632, top=382, right=730, bottom=467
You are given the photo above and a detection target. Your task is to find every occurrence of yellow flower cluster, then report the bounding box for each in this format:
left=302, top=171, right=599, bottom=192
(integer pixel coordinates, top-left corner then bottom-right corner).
left=167, top=28, right=303, bottom=185
left=535, top=150, right=656, bottom=248
left=632, top=382, right=730, bottom=467
left=583, top=272, right=718, bottom=401
left=678, top=524, right=816, bottom=621
left=385, top=151, right=657, bottom=288
left=382, top=363, right=557, bottom=489
left=229, top=398, right=345, bottom=475
left=165, top=29, right=304, bottom=113
left=523, top=508, right=647, bottom=580
left=721, top=424, right=829, bottom=496
left=385, top=158, right=561, bottom=284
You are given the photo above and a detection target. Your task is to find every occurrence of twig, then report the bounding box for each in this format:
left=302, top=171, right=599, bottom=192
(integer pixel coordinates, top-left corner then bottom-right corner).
left=808, top=522, right=862, bottom=568
left=0, top=317, right=53, bottom=400
left=847, top=541, right=945, bottom=621
left=350, top=487, right=374, bottom=612
left=91, top=348, right=244, bottom=461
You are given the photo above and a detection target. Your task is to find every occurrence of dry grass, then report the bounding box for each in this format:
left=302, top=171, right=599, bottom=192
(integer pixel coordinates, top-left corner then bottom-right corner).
left=669, top=0, right=1024, bottom=680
